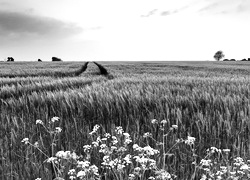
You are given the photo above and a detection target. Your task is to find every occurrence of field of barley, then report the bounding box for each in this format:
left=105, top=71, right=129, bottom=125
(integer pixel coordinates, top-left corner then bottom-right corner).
left=1, top=61, right=250, bottom=180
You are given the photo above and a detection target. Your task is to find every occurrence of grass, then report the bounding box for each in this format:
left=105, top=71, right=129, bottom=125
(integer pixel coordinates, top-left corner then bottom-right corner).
left=1, top=61, right=250, bottom=179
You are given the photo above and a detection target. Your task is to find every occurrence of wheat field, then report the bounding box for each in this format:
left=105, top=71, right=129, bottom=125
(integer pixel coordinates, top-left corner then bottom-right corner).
left=1, top=61, right=250, bottom=179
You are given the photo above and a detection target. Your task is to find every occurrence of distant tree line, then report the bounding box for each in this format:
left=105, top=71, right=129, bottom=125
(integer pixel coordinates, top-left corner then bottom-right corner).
left=214, top=51, right=250, bottom=61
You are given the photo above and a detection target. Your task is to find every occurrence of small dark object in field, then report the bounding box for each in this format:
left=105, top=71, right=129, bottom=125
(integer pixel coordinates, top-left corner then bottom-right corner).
left=241, top=59, right=247, bottom=61
left=248, top=58, right=250, bottom=61
left=223, top=59, right=229, bottom=61
left=38, top=59, right=42, bottom=62
left=230, top=59, right=236, bottom=61
left=93, top=62, right=109, bottom=75
left=52, top=57, right=62, bottom=61
left=74, top=62, right=89, bottom=76
left=7, top=57, right=14, bottom=62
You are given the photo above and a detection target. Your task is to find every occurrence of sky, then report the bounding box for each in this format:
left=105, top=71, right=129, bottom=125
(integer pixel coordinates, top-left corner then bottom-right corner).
left=0, top=0, right=249, bottom=61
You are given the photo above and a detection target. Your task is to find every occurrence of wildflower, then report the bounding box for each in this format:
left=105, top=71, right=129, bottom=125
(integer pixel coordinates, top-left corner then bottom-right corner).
left=128, top=174, right=136, bottom=180
left=222, top=149, right=230, bottom=153
left=200, top=159, right=212, bottom=167
left=161, top=119, right=167, bottom=125
left=209, top=147, right=221, bottom=153
left=123, top=132, right=130, bottom=138
left=111, top=136, right=118, bottom=145
left=117, top=147, right=127, bottom=152
left=123, top=154, right=132, bottom=165
left=200, top=174, right=207, bottom=180
left=185, top=136, right=195, bottom=145
left=104, top=133, right=111, bottom=138
left=148, top=177, right=156, bottom=180
left=21, top=138, right=29, bottom=144
left=134, top=167, right=141, bottom=175
left=55, top=151, right=78, bottom=160
left=111, top=146, right=117, bottom=151
left=55, top=127, right=62, bottom=133
left=77, top=161, right=90, bottom=168
left=83, top=145, right=92, bottom=152
left=69, top=176, right=75, bottom=180
left=143, top=145, right=159, bottom=156
left=115, top=126, right=124, bottom=135
left=36, top=120, right=43, bottom=125
left=77, top=170, right=86, bottom=178
left=34, top=141, right=39, bottom=148
left=117, top=163, right=125, bottom=171
left=51, top=116, right=60, bottom=123
left=89, top=125, right=100, bottom=135
left=46, top=157, right=57, bottom=163
left=220, top=166, right=227, bottom=173
left=151, top=119, right=158, bottom=124
left=124, top=138, right=132, bottom=145
left=230, top=171, right=236, bottom=175
left=133, top=144, right=142, bottom=151
left=124, top=134, right=132, bottom=145
left=89, top=165, right=99, bottom=176
left=143, top=132, right=152, bottom=138
left=92, top=141, right=99, bottom=147
left=101, top=137, right=107, bottom=141
left=172, top=125, right=178, bottom=129
left=155, top=169, right=172, bottom=180
left=68, top=169, right=76, bottom=175
left=240, top=164, right=249, bottom=170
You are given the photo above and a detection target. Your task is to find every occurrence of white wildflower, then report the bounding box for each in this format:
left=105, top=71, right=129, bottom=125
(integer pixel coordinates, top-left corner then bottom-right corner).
left=143, top=132, right=152, bottom=138
left=77, top=161, right=90, bottom=168
left=51, top=117, right=60, bottom=123
left=46, top=157, right=57, bottom=163
left=83, top=145, right=92, bottom=152
left=240, top=164, right=249, bottom=170
left=115, top=126, right=124, bottom=135
left=128, top=173, right=136, bottom=180
left=151, top=119, right=158, bottom=124
left=222, top=149, right=230, bottom=153
left=35, top=120, right=43, bottom=125
left=21, top=138, right=29, bottom=144
left=68, top=169, right=76, bottom=175
left=55, top=127, right=62, bottom=133
left=172, top=125, right=178, bottom=129
left=161, top=119, right=167, bottom=125
left=185, top=136, right=196, bottom=145
left=89, top=125, right=100, bottom=135
left=34, top=141, right=39, bottom=148
left=77, top=170, right=86, bottom=178
left=200, top=159, right=212, bottom=167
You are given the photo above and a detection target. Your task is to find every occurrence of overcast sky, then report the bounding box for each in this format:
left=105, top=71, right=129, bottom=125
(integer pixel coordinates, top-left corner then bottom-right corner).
left=0, top=0, right=249, bottom=61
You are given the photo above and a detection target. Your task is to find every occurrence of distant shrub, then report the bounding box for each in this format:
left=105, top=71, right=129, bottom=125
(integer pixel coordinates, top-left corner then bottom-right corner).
left=241, top=59, right=247, bottom=61
left=230, top=59, right=236, bottom=61
left=7, top=57, right=14, bottom=62
left=223, top=59, right=229, bottom=61
left=52, top=57, right=62, bottom=61
left=38, top=59, right=42, bottom=62
left=248, top=58, right=250, bottom=61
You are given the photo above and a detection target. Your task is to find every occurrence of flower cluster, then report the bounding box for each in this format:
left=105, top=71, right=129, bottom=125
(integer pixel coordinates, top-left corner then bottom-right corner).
left=199, top=147, right=250, bottom=179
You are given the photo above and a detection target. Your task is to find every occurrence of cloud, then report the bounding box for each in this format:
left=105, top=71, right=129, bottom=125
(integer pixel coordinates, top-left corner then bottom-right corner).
left=197, top=0, right=250, bottom=15
left=161, top=10, right=179, bottom=16
left=0, top=10, right=83, bottom=41
left=141, top=9, right=158, bottom=17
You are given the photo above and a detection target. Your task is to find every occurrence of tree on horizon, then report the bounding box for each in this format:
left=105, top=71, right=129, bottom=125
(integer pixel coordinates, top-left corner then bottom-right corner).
left=214, top=50, right=225, bottom=61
